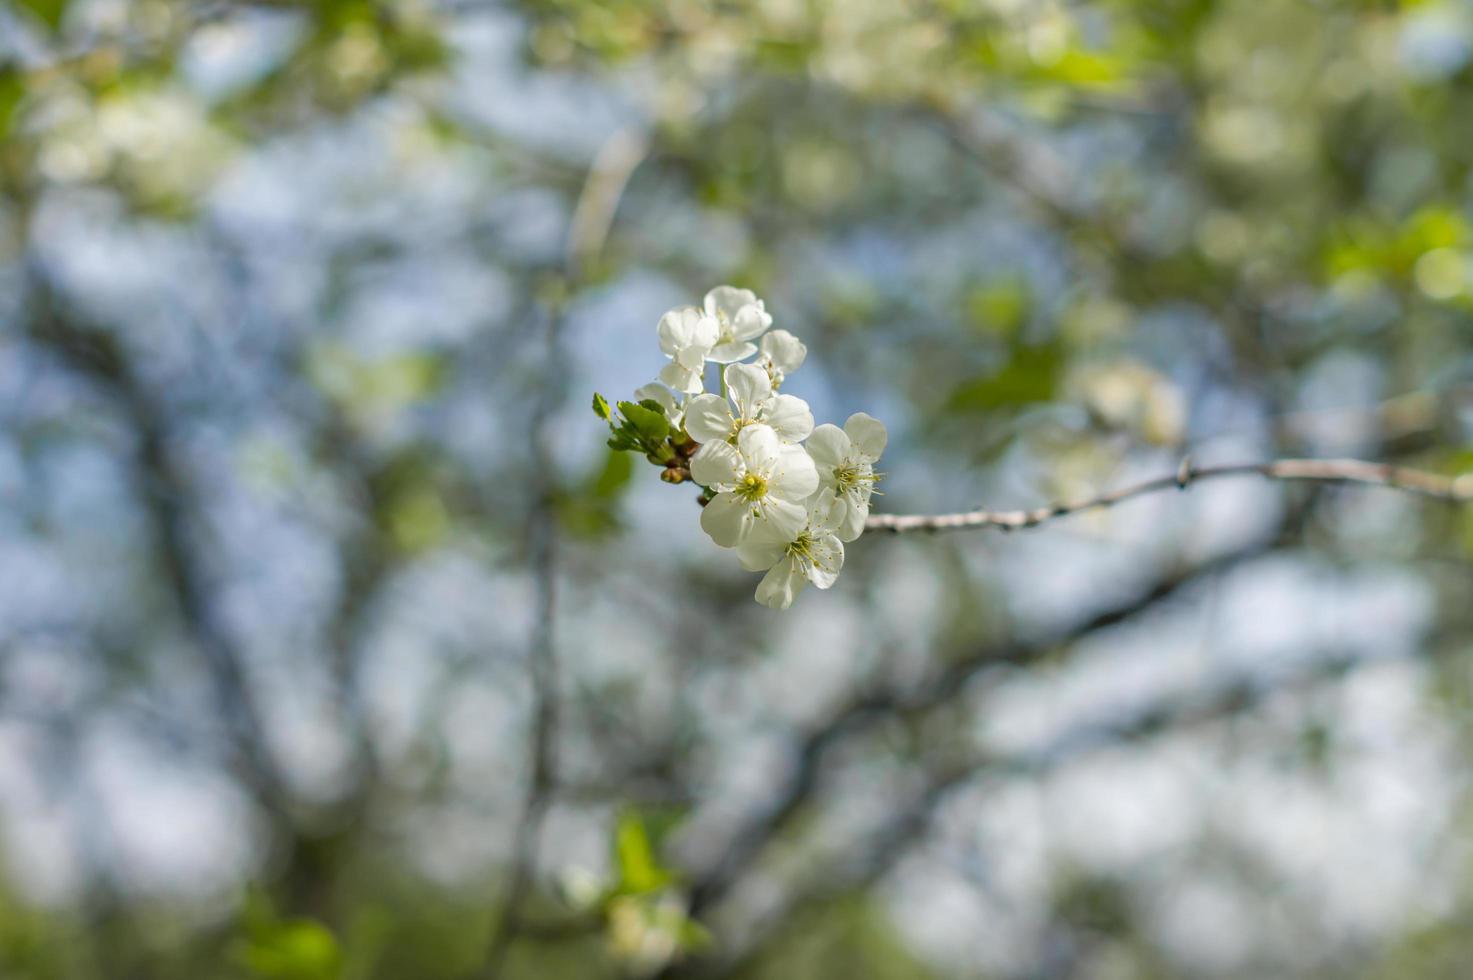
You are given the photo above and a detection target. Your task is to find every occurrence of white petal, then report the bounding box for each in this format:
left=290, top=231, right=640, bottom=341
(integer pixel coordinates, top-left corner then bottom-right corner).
left=835, top=494, right=868, bottom=542
left=706, top=341, right=758, bottom=364
left=843, top=412, right=887, bottom=460
left=808, top=488, right=849, bottom=536
left=659, top=362, right=702, bottom=394
left=704, top=285, right=759, bottom=321
left=730, top=302, right=772, bottom=342
left=755, top=557, right=807, bottom=610
left=767, top=445, right=819, bottom=502
left=685, top=394, right=733, bottom=444
left=760, top=329, right=806, bottom=374
left=724, top=363, right=772, bottom=419
left=690, top=440, right=744, bottom=487
left=676, top=346, right=707, bottom=370
left=736, top=535, right=789, bottom=573
left=690, top=311, right=720, bottom=349
left=700, top=492, right=754, bottom=547
left=737, top=424, right=782, bottom=474
left=762, top=394, right=813, bottom=443
left=656, top=307, right=700, bottom=356
left=804, top=424, right=849, bottom=469
left=805, top=534, right=845, bottom=589
left=759, top=495, right=807, bottom=541
left=633, top=383, right=678, bottom=419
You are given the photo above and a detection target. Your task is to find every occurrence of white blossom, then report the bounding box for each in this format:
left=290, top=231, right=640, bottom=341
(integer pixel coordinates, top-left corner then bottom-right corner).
left=703, top=285, right=772, bottom=363
left=657, top=307, right=718, bottom=394
left=685, top=363, right=813, bottom=446
left=691, top=424, right=818, bottom=547
left=756, top=329, right=806, bottom=389
left=736, top=488, right=849, bottom=610
left=806, top=412, right=886, bottom=542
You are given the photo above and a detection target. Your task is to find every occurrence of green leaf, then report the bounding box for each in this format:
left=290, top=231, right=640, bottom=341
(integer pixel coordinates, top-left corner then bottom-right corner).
left=613, top=811, right=672, bottom=895
left=616, top=401, right=670, bottom=445
left=592, top=392, right=612, bottom=421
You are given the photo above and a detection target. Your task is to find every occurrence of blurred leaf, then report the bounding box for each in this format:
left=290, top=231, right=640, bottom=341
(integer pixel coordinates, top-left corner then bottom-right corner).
left=613, top=811, right=673, bottom=895
left=965, top=278, right=1032, bottom=337
left=592, top=391, right=612, bottom=421
left=232, top=893, right=342, bottom=980
left=593, top=447, right=635, bottom=498
left=945, top=343, right=1062, bottom=413
left=17, top=0, right=68, bottom=31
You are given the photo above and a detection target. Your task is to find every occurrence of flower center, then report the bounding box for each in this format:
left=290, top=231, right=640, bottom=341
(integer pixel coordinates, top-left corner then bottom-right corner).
left=834, top=463, right=879, bottom=495
left=786, top=531, right=817, bottom=561
left=736, top=472, right=768, bottom=502
left=714, top=310, right=734, bottom=344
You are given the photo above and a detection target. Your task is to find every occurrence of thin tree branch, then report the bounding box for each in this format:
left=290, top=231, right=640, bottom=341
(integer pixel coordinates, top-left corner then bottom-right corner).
left=865, top=457, right=1472, bottom=534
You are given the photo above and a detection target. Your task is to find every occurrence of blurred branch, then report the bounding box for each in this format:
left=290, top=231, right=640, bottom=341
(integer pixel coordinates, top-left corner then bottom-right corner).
left=710, top=638, right=1451, bottom=979
left=866, top=457, right=1472, bottom=534
left=567, top=128, right=649, bottom=278
left=478, top=128, right=647, bottom=979
left=20, top=261, right=292, bottom=818
left=674, top=515, right=1301, bottom=933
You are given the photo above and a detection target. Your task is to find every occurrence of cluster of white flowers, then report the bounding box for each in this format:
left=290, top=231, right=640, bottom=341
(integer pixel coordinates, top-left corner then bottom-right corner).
left=595, top=286, right=885, bottom=609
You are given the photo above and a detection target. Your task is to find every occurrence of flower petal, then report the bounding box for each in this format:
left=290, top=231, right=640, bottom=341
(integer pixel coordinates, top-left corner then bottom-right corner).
left=759, top=495, right=807, bottom=541
left=737, top=424, right=782, bottom=475
left=685, top=394, right=733, bottom=444
left=690, top=440, right=743, bottom=487
left=808, top=488, right=849, bottom=536
left=730, top=302, right=772, bottom=342
left=704, top=285, right=759, bottom=321
left=805, top=534, right=845, bottom=589
left=843, top=412, right=887, bottom=461
left=804, top=424, right=849, bottom=470
left=656, top=307, right=699, bottom=355
left=659, top=362, right=702, bottom=394
left=762, top=394, right=813, bottom=443
left=760, top=329, right=806, bottom=374
left=755, top=557, right=807, bottom=610
left=724, top=363, right=772, bottom=420
left=700, top=491, right=754, bottom=547
left=835, top=493, right=868, bottom=542
left=768, top=445, right=819, bottom=502
left=736, top=534, right=788, bottom=573
left=706, top=341, right=758, bottom=364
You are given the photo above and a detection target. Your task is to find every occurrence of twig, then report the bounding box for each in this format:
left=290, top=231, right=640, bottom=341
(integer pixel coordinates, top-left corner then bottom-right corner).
left=865, top=457, right=1473, bottom=534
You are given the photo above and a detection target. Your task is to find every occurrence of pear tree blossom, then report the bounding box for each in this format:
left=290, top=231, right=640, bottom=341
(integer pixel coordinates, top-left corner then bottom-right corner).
left=690, top=424, right=818, bottom=547
left=657, top=307, right=718, bottom=393
left=592, top=285, right=885, bottom=608
left=684, top=363, right=813, bottom=446
left=703, top=286, right=772, bottom=363
left=806, top=412, right=887, bottom=542
left=736, top=488, right=849, bottom=610
left=756, top=329, right=806, bottom=389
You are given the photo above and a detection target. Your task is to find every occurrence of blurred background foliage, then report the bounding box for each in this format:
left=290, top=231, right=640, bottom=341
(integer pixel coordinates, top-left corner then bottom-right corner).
left=2, top=0, right=1473, bottom=977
